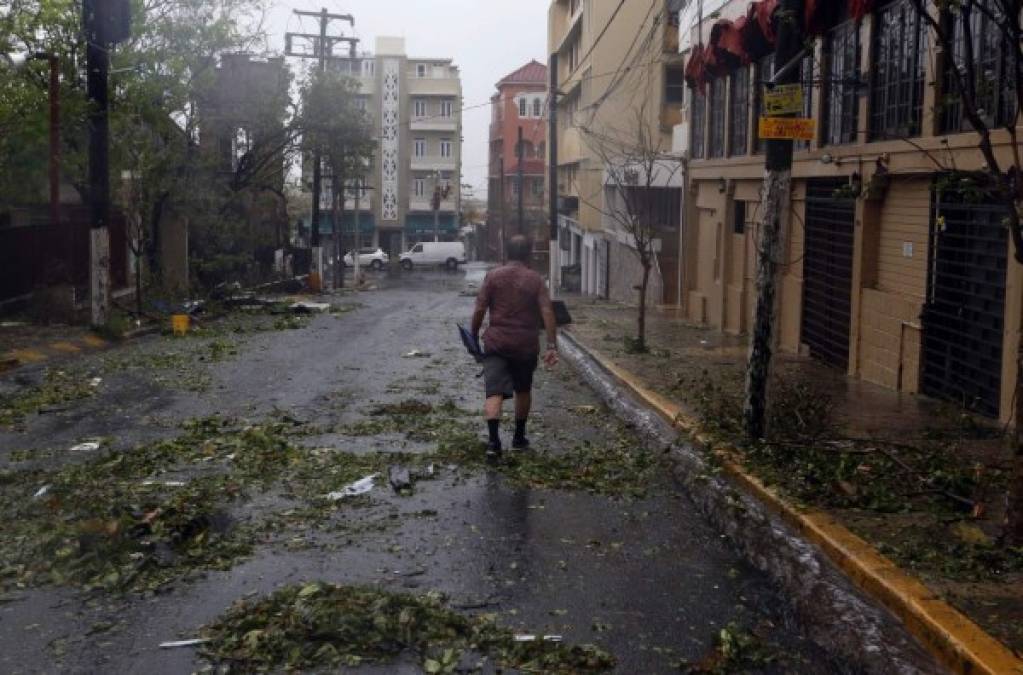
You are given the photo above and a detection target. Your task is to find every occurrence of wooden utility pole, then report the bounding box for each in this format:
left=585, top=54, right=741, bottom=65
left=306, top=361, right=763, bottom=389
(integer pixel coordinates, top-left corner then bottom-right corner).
left=548, top=53, right=559, bottom=293
left=743, top=0, right=805, bottom=439
left=285, top=8, right=357, bottom=287
left=516, top=125, right=525, bottom=235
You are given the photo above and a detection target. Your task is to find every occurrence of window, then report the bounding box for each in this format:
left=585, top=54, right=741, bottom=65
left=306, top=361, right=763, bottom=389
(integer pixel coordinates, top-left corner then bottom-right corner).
left=870, top=0, right=926, bottom=139
left=414, top=99, right=427, bottom=118
left=362, top=60, right=375, bottom=77
left=519, top=98, right=528, bottom=117
left=708, top=78, right=726, bottom=158
left=414, top=138, right=426, bottom=157
left=623, top=187, right=683, bottom=229
left=440, top=139, right=452, bottom=158
left=355, top=97, right=368, bottom=112
left=413, top=243, right=423, bottom=253
left=511, top=177, right=520, bottom=196
left=538, top=141, right=546, bottom=158
left=795, top=54, right=815, bottom=151
left=533, top=177, right=544, bottom=196
left=733, top=200, right=746, bottom=234
left=941, top=0, right=1017, bottom=132
left=415, top=178, right=425, bottom=197
left=690, top=88, right=706, bottom=159
left=752, top=53, right=774, bottom=154
left=824, top=18, right=860, bottom=146
left=568, top=39, right=579, bottom=72
left=729, top=67, right=750, bottom=156
left=665, top=67, right=685, bottom=104
left=441, top=99, right=453, bottom=117
left=533, top=98, right=542, bottom=117
left=416, top=64, right=427, bottom=78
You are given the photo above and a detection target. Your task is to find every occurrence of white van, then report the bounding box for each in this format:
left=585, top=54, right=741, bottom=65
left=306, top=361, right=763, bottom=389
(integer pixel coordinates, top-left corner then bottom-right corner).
left=399, top=241, right=467, bottom=270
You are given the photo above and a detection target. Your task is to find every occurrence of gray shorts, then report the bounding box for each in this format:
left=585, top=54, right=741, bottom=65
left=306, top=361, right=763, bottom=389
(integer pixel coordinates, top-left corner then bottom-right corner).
left=482, top=353, right=538, bottom=399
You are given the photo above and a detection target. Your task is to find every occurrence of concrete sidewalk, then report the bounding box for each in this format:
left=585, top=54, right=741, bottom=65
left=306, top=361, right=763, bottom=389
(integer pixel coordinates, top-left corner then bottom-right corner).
left=562, top=296, right=1022, bottom=671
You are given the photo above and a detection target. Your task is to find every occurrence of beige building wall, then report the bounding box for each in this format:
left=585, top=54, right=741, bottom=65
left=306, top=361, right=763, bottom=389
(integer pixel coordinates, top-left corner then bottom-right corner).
left=548, top=0, right=685, bottom=305
left=677, top=7, right=1022, bottom=423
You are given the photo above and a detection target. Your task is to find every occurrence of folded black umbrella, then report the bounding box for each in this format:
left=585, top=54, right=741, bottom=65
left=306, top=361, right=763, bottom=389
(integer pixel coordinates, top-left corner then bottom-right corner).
left=457, top=324, right=484, bottom=363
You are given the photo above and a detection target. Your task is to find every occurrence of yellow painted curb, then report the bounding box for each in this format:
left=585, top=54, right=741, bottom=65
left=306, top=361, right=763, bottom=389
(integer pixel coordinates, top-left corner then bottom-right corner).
left=9, top=348, right=46, bottom=364
left=49, top=341, right=81, bottom=354
left=81, top=334, right=108, bottom=348
left=568, top=335, right=1023, bottom=675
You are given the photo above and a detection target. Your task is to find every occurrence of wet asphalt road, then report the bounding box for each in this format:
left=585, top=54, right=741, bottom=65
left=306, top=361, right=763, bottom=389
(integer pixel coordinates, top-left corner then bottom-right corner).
left=0, top=265, right=840, bottom=673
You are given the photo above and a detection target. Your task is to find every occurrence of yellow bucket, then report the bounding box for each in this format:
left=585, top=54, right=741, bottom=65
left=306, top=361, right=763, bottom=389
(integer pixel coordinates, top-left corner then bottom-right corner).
left=171, top=314, right=190, bottom=336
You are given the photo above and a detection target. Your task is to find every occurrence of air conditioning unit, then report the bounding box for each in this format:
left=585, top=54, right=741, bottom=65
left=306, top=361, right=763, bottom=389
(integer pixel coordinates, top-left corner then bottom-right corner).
left=557, top=196, right=579, bottom=213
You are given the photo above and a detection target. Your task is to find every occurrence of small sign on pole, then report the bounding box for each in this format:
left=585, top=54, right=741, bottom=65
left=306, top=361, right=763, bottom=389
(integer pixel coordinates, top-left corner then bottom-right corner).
left=763, top=83, right=804, bottom=115
left=758, top=117, right=815, bottom=141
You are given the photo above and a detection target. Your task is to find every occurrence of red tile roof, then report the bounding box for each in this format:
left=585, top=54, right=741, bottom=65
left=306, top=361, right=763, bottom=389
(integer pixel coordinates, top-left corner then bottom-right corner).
left=497, top=60, right=548, bottom=86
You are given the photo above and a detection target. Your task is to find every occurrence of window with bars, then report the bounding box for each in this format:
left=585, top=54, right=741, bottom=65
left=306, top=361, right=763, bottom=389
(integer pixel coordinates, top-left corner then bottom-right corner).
left=795, top=54, right=815, bottom=151
left=870, top=0, right=926, bottom=140
left=708, top=78, right=727, bottom=158
left=752, top=53, right=774, bottom=154
left=824, top=18, right=860, bottom=146
left=729, top=67, right=750, bottom=156
left=690, top=88, right=706, bottom=159
left=941, top=1, right=1018, bottom=133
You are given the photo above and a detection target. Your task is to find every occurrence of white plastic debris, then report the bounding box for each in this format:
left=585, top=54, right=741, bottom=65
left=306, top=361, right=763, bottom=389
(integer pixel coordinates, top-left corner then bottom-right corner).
left=159, top=638, right=211, bottom=649
left=33, top=485, right=51, bottom=499
left=325, top=474, right=377, bottom=501
left=70, top=441, right=101, bottom=452
left=88, top=377, right=102, bottom=388
left=290, top=301, right=331, bottom=313
left=402, top=349, right=429, bottom=358
left=141, top=480, right=187, bottom=488
left=513, top=635, right=563, bottom=643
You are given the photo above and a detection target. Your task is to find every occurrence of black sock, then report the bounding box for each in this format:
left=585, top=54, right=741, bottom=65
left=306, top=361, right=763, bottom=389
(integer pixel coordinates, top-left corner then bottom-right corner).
left=487, top=419, right=500, bottom=445
left=514, top=418, right=527, bottom=440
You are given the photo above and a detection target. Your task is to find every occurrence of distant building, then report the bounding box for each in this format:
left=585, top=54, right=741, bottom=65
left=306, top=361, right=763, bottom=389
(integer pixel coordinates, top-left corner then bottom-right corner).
left=486, top=60, right=548, bottom=263
left=308, top=37, right=463, bottom=258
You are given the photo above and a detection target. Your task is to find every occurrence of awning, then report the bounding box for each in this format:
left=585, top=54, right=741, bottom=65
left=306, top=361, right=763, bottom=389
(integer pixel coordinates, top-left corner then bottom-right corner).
left=307, top=211, right=375, bottom=235
left=405, top=213, right=457, bottom=235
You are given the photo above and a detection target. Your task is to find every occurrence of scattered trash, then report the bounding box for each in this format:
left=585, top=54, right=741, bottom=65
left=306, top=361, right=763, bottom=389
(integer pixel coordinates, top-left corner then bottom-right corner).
left=88, top=377, right=102, bottom=388
left=159, top=638, right=211, bottom=649
left=413, top=463, right=435, bottom=480
left=325, top=474, right=377, bottom=501
left=402, top=349, right=430, bottom=358
left=388, top=465, right=413, bottom=494
left=573, top=405, right=597, bottom=414
left=514, top=634, right=564, bottom=643
left=141, top=480, right=187, bottom=488
left=32, top=484, right=51, bottom=500
left=69, top=441, right=101, bottom=453
left=0, top=321, right=26, bottom=328
left=290, top=301, right=331, bottom=314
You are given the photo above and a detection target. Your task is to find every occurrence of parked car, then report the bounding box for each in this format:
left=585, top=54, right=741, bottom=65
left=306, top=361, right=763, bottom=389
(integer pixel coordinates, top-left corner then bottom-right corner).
left=399, top=241, right=467, bottom=270
left=343, top=247, right=389, bottom=270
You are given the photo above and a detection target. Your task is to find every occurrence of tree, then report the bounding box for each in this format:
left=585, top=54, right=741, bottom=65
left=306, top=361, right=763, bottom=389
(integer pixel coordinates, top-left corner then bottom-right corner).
left=298, top=70, right=374, bottom=287
left=580, top=105, right=683, bottom=352
left=904, top=0, right=1023, bottom=544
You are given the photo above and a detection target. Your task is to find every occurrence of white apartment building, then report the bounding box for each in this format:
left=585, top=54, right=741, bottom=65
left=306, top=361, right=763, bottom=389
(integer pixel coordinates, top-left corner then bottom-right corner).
left=314, top=36, right=463, bottom=257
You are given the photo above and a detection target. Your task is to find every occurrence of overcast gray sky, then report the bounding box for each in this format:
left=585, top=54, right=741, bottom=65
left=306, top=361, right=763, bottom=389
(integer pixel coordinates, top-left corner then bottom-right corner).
left=265, top=0, right=550, bottom=201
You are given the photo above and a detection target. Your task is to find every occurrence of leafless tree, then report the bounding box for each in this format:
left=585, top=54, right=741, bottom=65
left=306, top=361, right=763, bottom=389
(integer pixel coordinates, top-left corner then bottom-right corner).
left=581, top=105, right=683, bottom=352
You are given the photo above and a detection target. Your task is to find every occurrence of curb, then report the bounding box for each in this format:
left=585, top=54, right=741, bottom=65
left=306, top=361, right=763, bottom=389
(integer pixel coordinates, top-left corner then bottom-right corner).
left=562, top=331, right=1023, bottom=675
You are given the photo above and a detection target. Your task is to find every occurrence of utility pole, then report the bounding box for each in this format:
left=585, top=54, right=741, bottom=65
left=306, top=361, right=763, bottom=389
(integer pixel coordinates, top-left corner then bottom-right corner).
left=743, top=0, right=805, bottom=440
left=548, top=52, right=559, bottom=294
left=83, top=0, right=130, bottom=326
left=353, top=177, right=361, bottom=284
left=516, top=125, right=525, bottom=236
left=498, top=157, right=506, bottom=262
left=285, top=8, right=356, bottom=289
left=432, top=170, right=441, bottom=243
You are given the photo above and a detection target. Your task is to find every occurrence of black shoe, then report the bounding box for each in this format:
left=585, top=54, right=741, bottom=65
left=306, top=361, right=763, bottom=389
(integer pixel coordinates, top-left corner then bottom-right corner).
left=485, top=441, right=502, bottom=463
left=511, top=435, right=530, bottom=450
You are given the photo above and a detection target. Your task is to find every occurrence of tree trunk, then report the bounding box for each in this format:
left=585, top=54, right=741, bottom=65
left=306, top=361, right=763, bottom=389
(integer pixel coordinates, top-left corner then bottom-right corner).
left=638, top=257, right=651, bottom=351
left=743, top=170, right=790, bottom=440
left=135, top=248, right=143, bottom=317
left=1005, top=324, right=1023, bottom=545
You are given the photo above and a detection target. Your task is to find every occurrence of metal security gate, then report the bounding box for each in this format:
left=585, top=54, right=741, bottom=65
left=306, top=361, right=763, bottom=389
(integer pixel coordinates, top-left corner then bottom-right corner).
left=921, top=195, right=1007, bottom=417
left=801, top=179, right=856, bottom=369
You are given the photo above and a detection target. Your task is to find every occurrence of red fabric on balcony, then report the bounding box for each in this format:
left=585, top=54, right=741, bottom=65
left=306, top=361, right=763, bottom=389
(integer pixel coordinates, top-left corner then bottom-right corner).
left=850, top=0, right=875, bottom=21
left=684, top=43, right=708, bottom=92
left=805, top=0, right=849, bottom=36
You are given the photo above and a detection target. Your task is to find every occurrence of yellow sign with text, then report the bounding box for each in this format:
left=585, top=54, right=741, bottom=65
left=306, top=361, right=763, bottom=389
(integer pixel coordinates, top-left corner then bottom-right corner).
left=758, top=117, right=815, bottom=141
left=763, top=84, right=804, bottom=115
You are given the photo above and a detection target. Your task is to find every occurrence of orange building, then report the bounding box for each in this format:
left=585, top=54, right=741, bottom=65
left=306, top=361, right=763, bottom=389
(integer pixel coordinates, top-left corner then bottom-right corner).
left=486, top=60, right=548, bottom=262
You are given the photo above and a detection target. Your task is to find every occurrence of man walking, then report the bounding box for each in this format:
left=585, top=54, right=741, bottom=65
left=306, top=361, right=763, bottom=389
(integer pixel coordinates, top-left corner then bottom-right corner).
left=471, top=235, right=559, bottom=460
